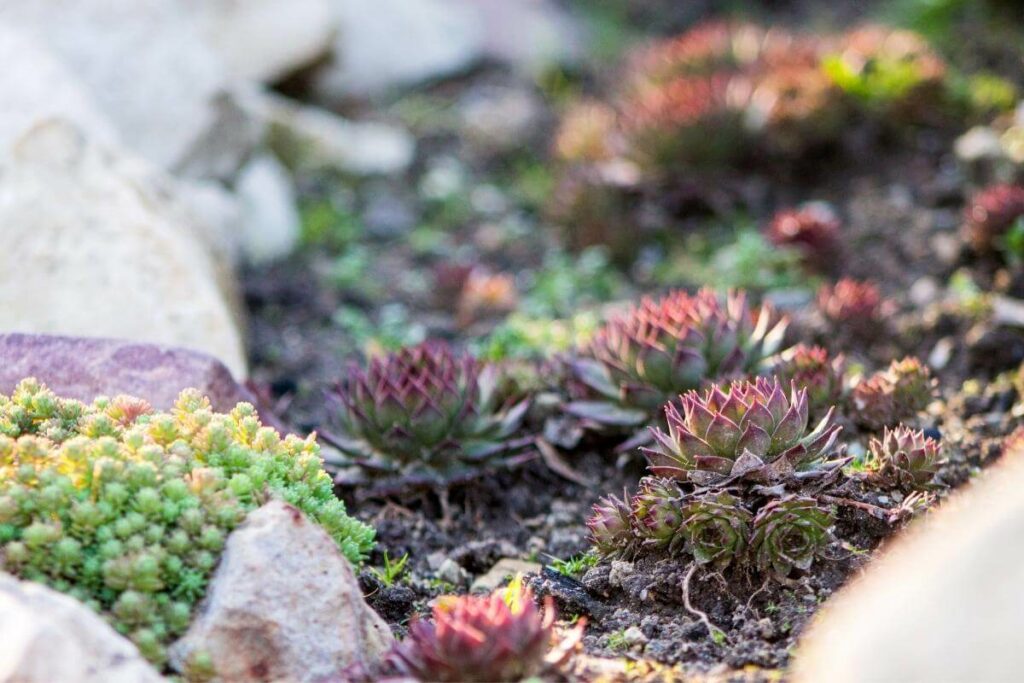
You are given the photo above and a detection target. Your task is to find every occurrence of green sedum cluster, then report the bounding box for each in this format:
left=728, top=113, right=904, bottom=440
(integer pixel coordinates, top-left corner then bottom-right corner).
left=0, top=379, right=375, bottom=665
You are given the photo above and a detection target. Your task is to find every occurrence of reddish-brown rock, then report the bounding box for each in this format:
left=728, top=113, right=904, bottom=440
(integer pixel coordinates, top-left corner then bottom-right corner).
left=0, top=333, right=270, bottom=418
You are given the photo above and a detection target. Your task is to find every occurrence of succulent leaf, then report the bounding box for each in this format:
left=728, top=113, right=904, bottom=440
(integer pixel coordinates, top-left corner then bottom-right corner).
left=679, top=491, right=752, bottom=570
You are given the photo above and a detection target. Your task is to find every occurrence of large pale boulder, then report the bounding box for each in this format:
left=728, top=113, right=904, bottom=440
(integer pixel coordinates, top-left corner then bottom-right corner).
left=0, top=21, right=118, bottom=155
left=314, top=0, right=483, bottom=98
left=169, top=500, right=393, bottom=682
left=0, top=0, right=260, bottom=179
left=0, top=120, right=247, bottom=377
left=794, top=454, right=1024, bottom=682
left=0, top=573, right=164, bottom=683
left=182, top=0, right=335, bottom=83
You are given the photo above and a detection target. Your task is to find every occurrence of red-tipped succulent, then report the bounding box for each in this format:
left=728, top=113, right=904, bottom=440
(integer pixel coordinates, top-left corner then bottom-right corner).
left=620, top=74, right=751, bottom=170
left=567, top=289, right=787, bottom=428
left=763, top=206, right=841, bottom=269
left=386, top=581, right=582, bottom=682
left=769, top=344, right=847, bottom=418
left=864, top=425, right=944, bottom=490
left=961, top=183, right=1024, bottom=253
left=817, top=278, right=889, bottom=332
left=642, top=377, right=845, bottom=487
left=326, top=342, right=530, bottom=488
left=850, top=356, right=935, bottom=431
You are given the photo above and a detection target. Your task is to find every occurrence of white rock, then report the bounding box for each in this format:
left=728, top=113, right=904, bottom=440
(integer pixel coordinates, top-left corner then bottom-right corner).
left=0, top=0, right=260, bottom=178
left=314, top=0, right=483, bottom=98
left=236, top=154, right=301, bottom=264
left=460, top=0, right=581, bottom=73
left=0, top=120, right=247, bottom=377
left=955, top=126, right=1005, bottom=163
left=0, top=22, right=118, bottom=155
left=460, top=85, right=544, bottom=154
left=794, top=455, right=1024, bottom=682
left=249, top=91, right=414, bottom=175
left=182, top=0, right=335, bottom=83
left=0, top=573, right=164, bottom=683
left=169, top=500, right=393, bottom=682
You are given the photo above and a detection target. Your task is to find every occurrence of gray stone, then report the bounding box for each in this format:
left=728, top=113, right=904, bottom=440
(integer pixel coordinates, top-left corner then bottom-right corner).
left=460, top=85, right=545, bottom=154
left=955, top=126, right=1005, bottom=163
left=0, top=573, right=164, bottom=683
left=0, top=333, right=263, bottom=417
left=471, top=558, right=543, bottom=593
left=0, top=0, right=260, bottom=178
left=250, top=91, right=414, bottom=175
left=314, top=0, right=483, bottom=98
left=169, top=501, right=393, bottom=682
left=462, top=0, right=581, bottom=73
left=236, top=153, right=301, bottom=264
left=0, top=121, right=246, bottom=376
left=182, top=0, right=335, bottom=83
left=793, top=455, right=1024, bottom=682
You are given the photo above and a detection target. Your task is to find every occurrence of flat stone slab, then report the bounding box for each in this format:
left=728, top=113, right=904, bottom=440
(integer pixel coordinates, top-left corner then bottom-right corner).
left=0, top=333, right=261, bottom=416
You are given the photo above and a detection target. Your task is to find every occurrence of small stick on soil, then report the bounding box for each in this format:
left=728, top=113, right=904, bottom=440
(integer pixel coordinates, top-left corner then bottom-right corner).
left=681, top=564, right=728, bottom=644
left=818, top=494, right=892, bottom=521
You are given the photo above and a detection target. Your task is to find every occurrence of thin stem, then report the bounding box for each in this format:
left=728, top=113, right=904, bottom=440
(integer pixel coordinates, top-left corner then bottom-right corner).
left=681, top=564, right=728, bottom=644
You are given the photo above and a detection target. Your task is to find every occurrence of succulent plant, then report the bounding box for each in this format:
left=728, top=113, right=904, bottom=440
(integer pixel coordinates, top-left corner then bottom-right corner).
left=0, top=378, right=374, bottom=665
left=385, top=578, right=582, bottom=682
left=769, top=344, right=847, bottom=418
left=641, top=377, right=845, bottom=487
left=553, top=101, right=621, bottom=164
left=817, top=278, right=887, bottom=331
left=588, top=492, right=636, bottom=558
left=763, top=206, right=841, bottom=269
left=748, top=61, right=846, bottom=155
left=630, top=477, right=685, bottom=554
left=625, top=21, right=765, bottom=87
left=750, top=496, right=834, bottom=579
left=961, top=183, right=1024, bottom=253
left=678, top=491, right=752, bottom=570
left=326, top=342, right=530, bottom=489
left=567, top=289, right=787, bottom=428
left=620, top=74, right=751, bottom=170
left=850, top=357, right=935, bottom=431
left=864, top=426, right=944, bottom=490
left=822, top=25, right=947, bottom=118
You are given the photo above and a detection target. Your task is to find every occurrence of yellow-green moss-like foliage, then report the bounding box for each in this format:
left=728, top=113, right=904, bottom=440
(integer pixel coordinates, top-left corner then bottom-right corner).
left=0, top=378, right=375, bottom=665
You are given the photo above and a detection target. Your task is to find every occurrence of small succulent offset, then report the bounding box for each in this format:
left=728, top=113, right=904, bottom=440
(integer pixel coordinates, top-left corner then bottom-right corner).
left=961, top=183, right=1024, bottom=254
left=850, top=357, right=936, bottom=431
left=384, top=578, right=583, bottom=682
left=0, top=379, right=374, bottom=665
left=567, top=289, right=787, bottom=429
left=750, top=496, right=834, bottom=580
left=588, top=492, right=637, bottom=558
left=863, top=426, right=944, bottom=490
left=630, top=477, right=685, bottom=554
left=769, top=344, right=847, bottom=419
left=326, top=341, right=530, bottom=489
left=678, top=491, right=752, bottom=570
left=763, top=206, right=841, bottom=270
left=641, top=377, right=845, bottom=487
left=817, top=278, right=887, bottom=330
